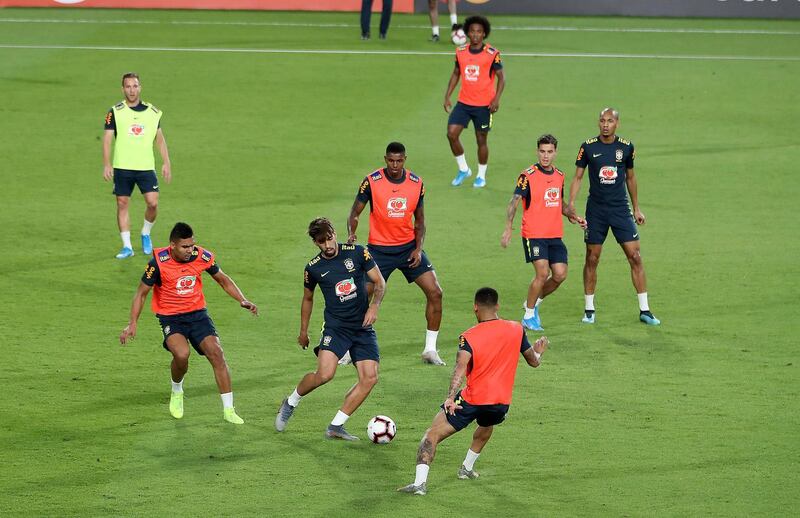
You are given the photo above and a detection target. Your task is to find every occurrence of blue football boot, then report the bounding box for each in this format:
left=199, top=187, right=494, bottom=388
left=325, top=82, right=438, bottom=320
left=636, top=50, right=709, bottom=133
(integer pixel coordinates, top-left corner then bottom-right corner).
left=639, top=311, right=661, bottom=326
left=473, top=177, right=486, bottom=188
left=582, top=310, right=595, bottom=324
left=522, top=312, right=543, bottom=331
left=451, top=169, right=472, bottom=186
left=115, top=247, right=134, bottom=259
left=141, top=234, right=153, bottom=255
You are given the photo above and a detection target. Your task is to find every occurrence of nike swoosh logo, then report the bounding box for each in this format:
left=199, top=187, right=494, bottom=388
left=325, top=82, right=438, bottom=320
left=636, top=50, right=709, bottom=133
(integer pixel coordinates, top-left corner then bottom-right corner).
left=321, top=272, right=329, bottom=277
left=426, top=264, right=432, bottom=268
left=593, top=153, right=602, bottom=157
left=481, top=125, right=489, bottom=129
left=633, top=233, right=638, bottom=238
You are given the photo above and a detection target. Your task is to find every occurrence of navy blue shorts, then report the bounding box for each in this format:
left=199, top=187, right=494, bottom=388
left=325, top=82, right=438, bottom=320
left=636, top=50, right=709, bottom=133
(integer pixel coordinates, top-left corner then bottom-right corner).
left=314, top=325, right=380, bottom=363
left=448, top=102, right=492, bottom=132
left=442, top=391, right=509, bottom=432
left=113, top=168, right=159, bottom=197
left=157, top=309, right=217, bottom=356
left=368, top=242, right=434, bottom=283
left=584, top=202, right=639, bottom=244
left=522, top=237, right=568, bottom=264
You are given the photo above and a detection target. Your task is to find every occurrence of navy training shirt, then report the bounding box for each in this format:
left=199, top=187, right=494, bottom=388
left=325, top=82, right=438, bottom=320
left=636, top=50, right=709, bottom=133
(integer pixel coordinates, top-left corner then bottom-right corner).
left=575, top=135, right=635, bottom=207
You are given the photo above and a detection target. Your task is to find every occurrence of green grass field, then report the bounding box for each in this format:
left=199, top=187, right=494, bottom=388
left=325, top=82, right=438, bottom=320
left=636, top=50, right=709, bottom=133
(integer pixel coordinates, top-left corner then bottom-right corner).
left=1, top=8, right=799, bottom=516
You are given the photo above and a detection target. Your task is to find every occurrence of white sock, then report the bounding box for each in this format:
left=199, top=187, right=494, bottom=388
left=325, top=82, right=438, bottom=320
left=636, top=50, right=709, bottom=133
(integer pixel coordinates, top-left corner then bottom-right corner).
left=585, top=294, right=595, bottom=311
left=637, top=292, right=650, bottom=312
left=535, top=298, right=544, bottom=307
left=220, top=392, right=234, bottom=409
left=463, top=449, right=480, bottom=471
left=287, top=388, right=302, bottom=407
left=524, top=306, right=535, bottom=319
left=171, top=377, right=183, bottom=393
left=477, top=163, right=488, bottom=179
left=455, top=154, right=469, bottom=172
left=120, top=231, right=132, bottom=249
left=414, top=464, right=430, bottom=486
left=432, top=25, right=439, bottom=36
left=331, top=410, right=350, bottom=426
left=450, top=13, right=458, bottom=25
left=141, top=219, right=154, bottom=236
left=424, top=329, right=439, bottom=353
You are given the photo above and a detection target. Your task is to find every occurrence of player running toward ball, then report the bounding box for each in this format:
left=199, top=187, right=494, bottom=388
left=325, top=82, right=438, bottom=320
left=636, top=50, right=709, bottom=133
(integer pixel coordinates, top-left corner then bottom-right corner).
left=444, top=15, right=505, bottom=188
left=398, top=287, right=548, bottom=495
left=119, top=222, right=259, bottom=424
left=566, top=108, right=660, bottom=325
left=347, top=142, right=446, bottom=366
left=501, top=134, right=586, bottom=330
left=275, top=218, right=386, bottom=441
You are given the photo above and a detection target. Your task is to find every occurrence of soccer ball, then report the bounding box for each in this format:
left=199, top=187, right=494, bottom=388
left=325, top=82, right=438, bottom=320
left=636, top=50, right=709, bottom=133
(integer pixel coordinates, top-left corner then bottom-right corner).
left=367, top=415, right=396, bottom=444
left=451, top=28, right=467, bottom=46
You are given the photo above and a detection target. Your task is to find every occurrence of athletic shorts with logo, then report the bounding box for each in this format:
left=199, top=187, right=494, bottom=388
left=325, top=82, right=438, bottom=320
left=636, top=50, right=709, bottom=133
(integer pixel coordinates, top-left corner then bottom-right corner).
left=442, top=390, right=509, bottom=432
left=447, top=102, right=492, bottom=132
left=314, top=325, right=380, bottom=363
left=584, top=200, right=639, bottom=244
left=522, top=237, right=568, bottom=264
left=158, top=309, right=217, bottom=355
left=368, top=241, right=434, bottom=283
left=113, top=168, right=159, bottom=196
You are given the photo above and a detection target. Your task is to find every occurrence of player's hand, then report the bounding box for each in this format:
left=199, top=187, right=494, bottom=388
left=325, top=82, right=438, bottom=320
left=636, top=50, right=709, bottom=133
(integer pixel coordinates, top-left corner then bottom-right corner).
left=297, top=332, right=310, bottom=349
left=346, top=233, right=357, bottom=245
left=568, top=214, right=588, bottom=230
left=119, top=322, right=137, bottom=345
left=500, top=227, right=513, bottom=248
left=240, top=300, right=259, bottom=316
left=362, top=304, right=379, bottom=327
left=408, top=249, right=422, bottom=268
left=162, top=163, right=172, bottom=184
left=443, top=98, right=452, bottom=113
left=103, top=165, right=114, bottom=182
left=489, top=98, right=500, bottom=113
left=634, top=209, right=646, bottom=225
left=533, top=336, right=549, bottom=356
left=444, top=397, right=462, bottom=415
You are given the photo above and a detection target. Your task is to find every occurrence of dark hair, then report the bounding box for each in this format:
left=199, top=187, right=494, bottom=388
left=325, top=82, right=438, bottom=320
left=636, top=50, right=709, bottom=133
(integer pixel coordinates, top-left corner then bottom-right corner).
left=464, top=15, right=491, bottom=37
left=308, top=217, right=335, bottom=241
left=474, top=287, right=499, bottom=307
left=385, top=141, right=406, bottom=155
left=170, top=222, right=193, bottom=242
left=121, top=72, right=140, bottom=86
left=537, top=134, right=558, bottom=149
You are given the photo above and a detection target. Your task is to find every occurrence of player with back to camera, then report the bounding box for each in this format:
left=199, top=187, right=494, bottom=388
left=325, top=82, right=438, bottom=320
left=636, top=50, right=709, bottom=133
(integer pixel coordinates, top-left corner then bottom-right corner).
left=347, top=142, right=446, bottom=366
left=398, top=287, right=548, bottom=496
left=103, top=72, right=171, bottom=259
left=275, top=218, right=386, bottom=441
left=428, top=0, right=458, bottom=42
left=444, top=15, right=505, bottom=188
left=501, top=134, right=586, bottom=330
left=566, top=108, right=660, bottom=326
left=119, top=222, right=259, bottom=424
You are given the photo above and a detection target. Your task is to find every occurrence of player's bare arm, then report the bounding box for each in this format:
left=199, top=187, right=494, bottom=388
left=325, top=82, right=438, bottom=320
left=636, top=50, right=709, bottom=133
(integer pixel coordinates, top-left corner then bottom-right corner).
left=501, top=194, right=522, bottom=248
left=409, top=205, right=427, bottom=268
left=120, top=281, right=153, bottom=344
left=523, top=336, right=549, bottom=368
left=444, top=350, right=470, bottom=414
left=155, top=128, right=172, bottom=183
left=362, top=265, right=386, bottom=327
left=626, top=167, right=646, bottom=225
left=489, top=68, right=505, bottom=113
left=102, top=129, right=115, bottom=181
left=567, top=166, right=586, bottom=215
left=211, top=270, right=258, bottom=316
left=443, top=64, right=460, bottom=113
left=347, top=199, right=367, bottom=244
left=298, top=287, right=314, bottom=348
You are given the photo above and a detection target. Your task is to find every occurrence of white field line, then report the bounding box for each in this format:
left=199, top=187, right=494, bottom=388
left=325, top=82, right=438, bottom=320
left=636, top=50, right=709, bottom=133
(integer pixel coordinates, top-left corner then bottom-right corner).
left=0, top=17, right=799, bottom=35
left=1, top=43, right=798, bottom=61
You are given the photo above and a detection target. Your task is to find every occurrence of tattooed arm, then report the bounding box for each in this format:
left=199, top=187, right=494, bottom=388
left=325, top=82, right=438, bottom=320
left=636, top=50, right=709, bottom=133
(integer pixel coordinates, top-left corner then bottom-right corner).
left=443, top=350, right=471, bottom=415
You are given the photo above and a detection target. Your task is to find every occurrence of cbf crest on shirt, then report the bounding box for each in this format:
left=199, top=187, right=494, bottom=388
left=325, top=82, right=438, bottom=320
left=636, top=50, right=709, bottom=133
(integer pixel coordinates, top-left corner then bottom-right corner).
left=304, top=244, right=377, bottom=329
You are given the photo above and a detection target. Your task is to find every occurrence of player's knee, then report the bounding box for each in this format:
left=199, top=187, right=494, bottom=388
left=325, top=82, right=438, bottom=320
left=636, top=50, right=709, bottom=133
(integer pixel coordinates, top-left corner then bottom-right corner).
left=533, top=271, right=549, bottom=283
left=428, top=285, right=443, bottom=305
left=552, top=271, right=567, bottom=284
left=446, top=128, right=460, bottom=142
left=317, top=370, right=335, bottom=385
left=145, top=199, right=158, bottom=211
left=627, top=251, right=643, bottom=267
left=362, top=371, right=379, bottom=389
left=586, top=254, right=601, bottom=268
left=116, top=197, right=129, bottom=209
left=205, top=347, right=226, bottom=367
left=173, top=349, right=190, bottom=365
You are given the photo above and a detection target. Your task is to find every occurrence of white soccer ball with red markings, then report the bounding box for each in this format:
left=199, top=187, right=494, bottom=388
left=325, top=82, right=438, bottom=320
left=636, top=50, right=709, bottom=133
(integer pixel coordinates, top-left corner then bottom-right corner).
left=367, top=415, right=396, bottom=444
left=451, top=28, right=467, bottom=46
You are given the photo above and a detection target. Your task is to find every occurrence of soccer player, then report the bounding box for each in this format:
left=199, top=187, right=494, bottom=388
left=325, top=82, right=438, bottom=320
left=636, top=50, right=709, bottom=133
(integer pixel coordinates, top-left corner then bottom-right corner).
left=275, top=218, right=386, bottom=440
left=501, top=134, right=586, bottom=331
left=119, top=222, right=259, bottom=424
left=566, top=108, right=661, bottom=325
left=103, top=72, right=172, bottom=259
left=360, top=0, right=392, bottom=40
left=428, top=0, right=458, bottom=42
left=397, top=287, right=548, bottom=495
left=444, top=15, right=505, bottom=188
left=346, top=142, right=446, bottom=366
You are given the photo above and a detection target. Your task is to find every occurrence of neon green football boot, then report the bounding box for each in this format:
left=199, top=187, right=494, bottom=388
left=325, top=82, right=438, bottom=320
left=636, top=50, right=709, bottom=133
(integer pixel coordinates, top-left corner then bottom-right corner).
left=223, top=407, right=244, bottom=425
left=169, top=391, right=184, bottom=419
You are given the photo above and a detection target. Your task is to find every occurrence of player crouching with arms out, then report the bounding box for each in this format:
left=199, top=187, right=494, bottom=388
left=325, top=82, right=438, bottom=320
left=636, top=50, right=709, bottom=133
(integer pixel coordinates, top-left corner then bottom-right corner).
left=398, top=287, right=548, bottom=495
